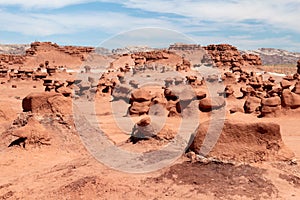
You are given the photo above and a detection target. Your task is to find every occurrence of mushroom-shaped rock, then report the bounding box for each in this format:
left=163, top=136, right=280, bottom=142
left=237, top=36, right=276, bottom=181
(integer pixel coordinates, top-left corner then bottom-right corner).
left=57, top=86, right=72, bottom=97
left=268, top=87, right=282, bottom=97
left=129, top=101, right=151, bottom=116
left=66, top=78, right=75, bottom=86
left=261, top=96, right=281, bottom=117
left=130, top=116, right=159, bottom=143
left=194, top=89, right=207, bottom=100
left=263, top=81, right=275, bottom=91
left=164, top=88, right=178, bottom=101
left=131, top=88, right=153, bottom=102
left=283, top=75, right=294, bottom=81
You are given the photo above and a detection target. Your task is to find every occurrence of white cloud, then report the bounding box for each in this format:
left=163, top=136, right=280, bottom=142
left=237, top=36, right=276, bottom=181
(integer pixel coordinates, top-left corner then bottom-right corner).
left=112, top=0, right=300, bottom=33
left=0, top=0, right=93, bottom=9
left=191, top=35, right=300, bottom=51
left=0, top=9, right=178, bottom=36
left=0, top=0, right=300, bottom=50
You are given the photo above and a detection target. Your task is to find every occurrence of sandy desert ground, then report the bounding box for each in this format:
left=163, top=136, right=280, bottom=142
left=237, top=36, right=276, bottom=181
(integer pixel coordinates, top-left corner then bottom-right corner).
left=0, top=42, right=300, bottom=200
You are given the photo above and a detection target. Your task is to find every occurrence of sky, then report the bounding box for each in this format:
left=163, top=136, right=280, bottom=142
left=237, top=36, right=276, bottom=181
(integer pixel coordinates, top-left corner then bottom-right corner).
left=0, top=0, right=300, bottom=51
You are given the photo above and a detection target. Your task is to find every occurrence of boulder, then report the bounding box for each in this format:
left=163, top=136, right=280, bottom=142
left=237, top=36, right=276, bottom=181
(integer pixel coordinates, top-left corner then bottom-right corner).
left=261, top=106, right=281, bottom=117
left=280, top=80, right=292, bottom=90
left=10, top=117, right=51, bottom=147
left=281, top=89, right=300, bottom=109
left=261, top=96, right=281, bottom=107
left=244, top=96, right=261, bottom=113
left=22, top=92, right=72, bottom=114
left=199, top=97, right=225, bottom=112
left=190, top=120, right=294, bottom=162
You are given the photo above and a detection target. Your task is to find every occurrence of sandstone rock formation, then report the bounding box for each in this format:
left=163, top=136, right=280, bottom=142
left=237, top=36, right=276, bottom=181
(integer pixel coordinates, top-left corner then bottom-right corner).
left=130, top=116, right=158, bottom=143
left=0, top=41, right=96, bottom=69
left=168, top=43, right=202, bottom=51
left=129, top=88, right=154, bottom=116
left=10, top=117, right=51, bottom=147
left=22, top=92, right=72, bottom=114
left=190, top=120, right=294, bottom=162
left=244, top=96, right=261, bottom=114
left=199, top=97, right=226, bottom=112
left=203, top=44, right=262, bottom=68
left=281, top=89, right=300, bottom=109
left=261, top=96, right=281, bottom=117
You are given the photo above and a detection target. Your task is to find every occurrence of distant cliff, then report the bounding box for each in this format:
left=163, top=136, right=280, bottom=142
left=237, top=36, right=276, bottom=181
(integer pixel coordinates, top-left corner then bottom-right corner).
left=241, top=48, right=300, bottom=65
left=0, top=44, right=30, bottom=55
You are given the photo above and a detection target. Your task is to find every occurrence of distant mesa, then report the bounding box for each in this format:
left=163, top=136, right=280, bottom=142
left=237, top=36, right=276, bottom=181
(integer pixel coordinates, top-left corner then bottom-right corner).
left=168, top=43, right=202, bottom=51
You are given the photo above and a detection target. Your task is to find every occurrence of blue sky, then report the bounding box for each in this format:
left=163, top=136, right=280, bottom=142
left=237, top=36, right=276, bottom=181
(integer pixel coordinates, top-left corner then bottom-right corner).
left=0, top=0, right=300, bottom=51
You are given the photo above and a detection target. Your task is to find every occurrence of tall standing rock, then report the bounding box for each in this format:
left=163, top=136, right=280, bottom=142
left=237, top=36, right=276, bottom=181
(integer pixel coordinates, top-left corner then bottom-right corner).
left=297, top=60, right=300, bottom=74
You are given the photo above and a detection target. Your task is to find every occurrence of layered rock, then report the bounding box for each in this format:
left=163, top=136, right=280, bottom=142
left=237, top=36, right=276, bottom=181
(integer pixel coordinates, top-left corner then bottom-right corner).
left=261, top=96, right=281, bottom=117
left=26, top=42, right=94, bottom=60
left=0, top=54, right=25, bottom=66
left=203, top=44, right=262, bottom=68
left=242, top=54, right=262, bottom=66
left=129, top=88, right=154, bottom=116
left=168, top=43, right=202, bottom=51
